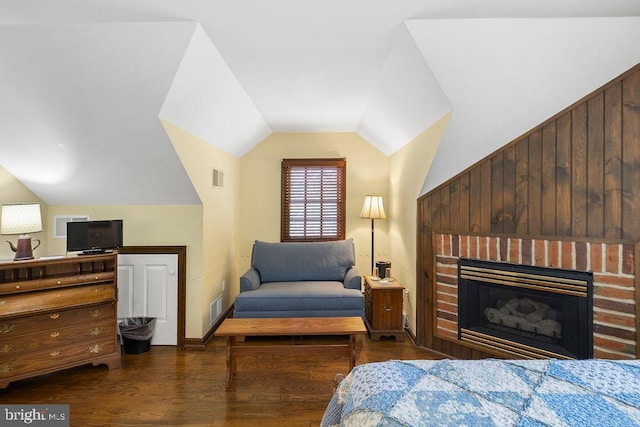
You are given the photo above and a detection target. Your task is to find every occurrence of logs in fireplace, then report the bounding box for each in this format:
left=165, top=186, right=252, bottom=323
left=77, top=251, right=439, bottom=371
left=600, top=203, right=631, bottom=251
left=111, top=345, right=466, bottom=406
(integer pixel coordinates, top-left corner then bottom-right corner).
left=458, top=258, right=593, bottom=359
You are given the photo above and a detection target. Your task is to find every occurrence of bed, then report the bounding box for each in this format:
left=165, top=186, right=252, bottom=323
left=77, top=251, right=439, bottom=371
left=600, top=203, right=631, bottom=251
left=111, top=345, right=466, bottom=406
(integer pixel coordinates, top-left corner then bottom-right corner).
left=321, top=358, right=640, bottom=426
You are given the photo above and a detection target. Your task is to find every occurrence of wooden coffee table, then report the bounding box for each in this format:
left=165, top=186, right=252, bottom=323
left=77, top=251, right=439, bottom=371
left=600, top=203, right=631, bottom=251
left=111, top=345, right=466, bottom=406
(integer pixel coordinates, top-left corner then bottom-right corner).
left=215, top=317, right=367, bottom=388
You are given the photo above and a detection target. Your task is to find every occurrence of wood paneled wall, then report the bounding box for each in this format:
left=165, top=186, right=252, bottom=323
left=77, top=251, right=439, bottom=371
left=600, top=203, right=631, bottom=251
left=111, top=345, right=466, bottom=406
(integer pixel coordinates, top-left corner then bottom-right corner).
left=416, top=63, right=640, bottom=356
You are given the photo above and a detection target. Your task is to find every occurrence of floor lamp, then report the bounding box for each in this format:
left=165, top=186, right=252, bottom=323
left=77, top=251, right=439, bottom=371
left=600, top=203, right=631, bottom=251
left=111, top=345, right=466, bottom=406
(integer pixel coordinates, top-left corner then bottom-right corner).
left=360, top=194, right=386, bottom=278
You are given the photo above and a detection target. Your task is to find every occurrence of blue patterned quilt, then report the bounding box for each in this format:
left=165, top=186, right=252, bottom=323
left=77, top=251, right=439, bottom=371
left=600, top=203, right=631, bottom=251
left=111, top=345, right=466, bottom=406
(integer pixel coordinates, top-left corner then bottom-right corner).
left=321, top=359, right=640, bottom=426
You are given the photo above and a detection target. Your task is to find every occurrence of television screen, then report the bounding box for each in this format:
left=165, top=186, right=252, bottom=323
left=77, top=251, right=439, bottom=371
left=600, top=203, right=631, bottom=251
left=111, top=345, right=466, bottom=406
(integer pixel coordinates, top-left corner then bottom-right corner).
left=67, top=220, right=123, bottom=254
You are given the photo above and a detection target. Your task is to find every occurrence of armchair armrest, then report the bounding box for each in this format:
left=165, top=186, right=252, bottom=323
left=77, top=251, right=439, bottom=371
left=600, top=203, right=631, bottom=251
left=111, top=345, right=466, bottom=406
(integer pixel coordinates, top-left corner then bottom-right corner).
left=240, top=268, right=261, bottom=292
left=343, top=267, right=362, bottom=290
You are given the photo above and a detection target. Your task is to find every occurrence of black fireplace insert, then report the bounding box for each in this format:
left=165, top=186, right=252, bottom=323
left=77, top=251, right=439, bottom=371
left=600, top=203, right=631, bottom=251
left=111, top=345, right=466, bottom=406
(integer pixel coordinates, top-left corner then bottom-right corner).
left=458, top=258, right=593, bottom=359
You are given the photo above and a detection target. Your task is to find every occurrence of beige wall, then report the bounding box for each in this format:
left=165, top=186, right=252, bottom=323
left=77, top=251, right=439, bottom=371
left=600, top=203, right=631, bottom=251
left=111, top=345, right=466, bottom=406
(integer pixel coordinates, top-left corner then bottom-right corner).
left=2, top=120, right=451, bottom=340
left=388, top=113, right=451, bottom=334
left=162, top=120, right=240, bottom=337
left=45, top=204, right=203, bottom=337
left=0, top=165, right=48, bottom=260
left=238, top=128, right=452, bottom=336
left=239, top=133, right=389, bottom=281
left=2, top=164, right=205, bottom=338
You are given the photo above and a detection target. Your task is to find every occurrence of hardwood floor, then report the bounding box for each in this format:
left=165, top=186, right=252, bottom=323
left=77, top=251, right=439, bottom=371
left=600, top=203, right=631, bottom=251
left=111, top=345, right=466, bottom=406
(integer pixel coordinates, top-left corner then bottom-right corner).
left=0, top=334, right=441, bottom=426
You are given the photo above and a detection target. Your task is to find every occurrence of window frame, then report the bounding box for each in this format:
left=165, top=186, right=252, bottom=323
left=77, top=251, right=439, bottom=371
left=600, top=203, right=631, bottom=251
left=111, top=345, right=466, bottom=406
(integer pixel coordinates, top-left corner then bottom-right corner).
left=281, top=158, right=346, bottom=242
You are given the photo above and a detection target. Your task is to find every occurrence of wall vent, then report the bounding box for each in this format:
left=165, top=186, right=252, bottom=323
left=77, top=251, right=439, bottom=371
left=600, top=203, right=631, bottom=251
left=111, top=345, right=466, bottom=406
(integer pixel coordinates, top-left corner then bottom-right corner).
left=210, top=295, right=223, bottom=325
left=53, top=215, right=90, bottom=238
left=212, top=169, right=224, bottom=188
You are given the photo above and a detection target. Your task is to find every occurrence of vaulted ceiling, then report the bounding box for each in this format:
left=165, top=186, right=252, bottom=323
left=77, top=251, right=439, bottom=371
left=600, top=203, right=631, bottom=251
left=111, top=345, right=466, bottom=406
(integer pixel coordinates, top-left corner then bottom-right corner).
left=1, top=1, right=639, bottom=205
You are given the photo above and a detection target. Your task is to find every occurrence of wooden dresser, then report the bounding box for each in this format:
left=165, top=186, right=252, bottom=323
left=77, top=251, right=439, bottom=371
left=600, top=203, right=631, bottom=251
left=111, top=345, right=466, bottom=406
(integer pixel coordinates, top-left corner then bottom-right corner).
left=0, top=253, right=121, bottom=388
left=363, top=275, right=405, bottom=341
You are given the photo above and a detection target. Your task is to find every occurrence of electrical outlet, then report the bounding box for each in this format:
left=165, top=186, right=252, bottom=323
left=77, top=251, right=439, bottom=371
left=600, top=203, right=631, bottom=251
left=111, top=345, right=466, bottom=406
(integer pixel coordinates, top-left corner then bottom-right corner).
left=222, top=280, right=226, bottom=291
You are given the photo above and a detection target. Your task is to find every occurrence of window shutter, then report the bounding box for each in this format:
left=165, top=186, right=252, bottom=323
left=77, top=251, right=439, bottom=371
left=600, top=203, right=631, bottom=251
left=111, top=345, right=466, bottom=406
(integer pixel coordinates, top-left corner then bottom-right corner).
left=281, top=159, right=345, bottom=242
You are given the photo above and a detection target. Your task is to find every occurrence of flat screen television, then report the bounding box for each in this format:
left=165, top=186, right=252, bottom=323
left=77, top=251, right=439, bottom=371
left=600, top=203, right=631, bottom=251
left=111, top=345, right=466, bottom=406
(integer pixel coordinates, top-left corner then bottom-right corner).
left=66, top=220, right=123, bottom=255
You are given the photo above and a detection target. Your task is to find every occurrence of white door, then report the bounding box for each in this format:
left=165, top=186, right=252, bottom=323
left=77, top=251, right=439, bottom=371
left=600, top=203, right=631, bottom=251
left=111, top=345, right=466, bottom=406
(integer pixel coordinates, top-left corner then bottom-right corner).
left=117, top=254, right=178, bottom=345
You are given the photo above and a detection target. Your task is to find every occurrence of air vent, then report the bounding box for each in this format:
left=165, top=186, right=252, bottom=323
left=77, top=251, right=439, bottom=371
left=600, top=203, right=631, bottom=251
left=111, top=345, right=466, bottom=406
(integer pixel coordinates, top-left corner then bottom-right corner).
left=212, top=169, right=224, bottom=188
left=210, top=295, right=223, bottom=325
left=54, top=215, right=90, bottom=238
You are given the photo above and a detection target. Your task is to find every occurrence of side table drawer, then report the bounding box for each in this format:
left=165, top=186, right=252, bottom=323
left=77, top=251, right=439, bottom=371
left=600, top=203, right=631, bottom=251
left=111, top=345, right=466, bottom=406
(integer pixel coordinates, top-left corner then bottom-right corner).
left=372, top=289, right=403, bottom=330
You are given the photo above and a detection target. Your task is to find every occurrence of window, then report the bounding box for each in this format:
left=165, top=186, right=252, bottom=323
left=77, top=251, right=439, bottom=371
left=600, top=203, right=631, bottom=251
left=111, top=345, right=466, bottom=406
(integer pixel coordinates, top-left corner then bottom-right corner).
left=281, top=158, right=346, bottom=242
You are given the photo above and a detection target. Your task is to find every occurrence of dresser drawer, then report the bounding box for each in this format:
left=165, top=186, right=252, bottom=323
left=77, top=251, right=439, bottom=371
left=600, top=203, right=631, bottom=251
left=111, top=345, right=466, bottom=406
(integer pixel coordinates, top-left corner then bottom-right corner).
left=39, top=274, right=79, bottom=288
left=0, top=303, right=115, bottom=338
left=0, top=283, right=116, bottom=318
left=0, top=338, right=116, bottom=380
left=0, top=320, right=115, bottom=360
left=77, top=271, right=114, bottom=284
left=0, top=279, right=41, bottom=295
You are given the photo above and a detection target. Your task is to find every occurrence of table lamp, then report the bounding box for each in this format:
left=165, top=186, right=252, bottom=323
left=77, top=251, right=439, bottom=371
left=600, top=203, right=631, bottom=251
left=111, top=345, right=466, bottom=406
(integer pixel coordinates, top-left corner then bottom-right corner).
left=1, top=203, right=43, bottom=261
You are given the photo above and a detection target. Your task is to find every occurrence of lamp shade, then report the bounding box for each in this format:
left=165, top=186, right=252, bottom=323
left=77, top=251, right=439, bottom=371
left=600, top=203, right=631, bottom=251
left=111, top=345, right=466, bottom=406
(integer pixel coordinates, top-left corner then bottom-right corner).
left=1, top=203, right=43, bottom=235
left=360, top=195, right=386, bottom=220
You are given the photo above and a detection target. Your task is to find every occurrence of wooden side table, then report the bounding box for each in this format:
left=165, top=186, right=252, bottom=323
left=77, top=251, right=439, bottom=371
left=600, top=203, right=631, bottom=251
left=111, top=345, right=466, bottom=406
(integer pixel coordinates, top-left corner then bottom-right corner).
left=363, top=275, right=405, bottom=341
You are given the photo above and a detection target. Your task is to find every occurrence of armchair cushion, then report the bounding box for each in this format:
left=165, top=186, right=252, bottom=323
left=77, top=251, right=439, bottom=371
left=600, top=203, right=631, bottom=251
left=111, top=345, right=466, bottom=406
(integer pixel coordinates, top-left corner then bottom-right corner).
left=252, top=239, right=355, bottom=283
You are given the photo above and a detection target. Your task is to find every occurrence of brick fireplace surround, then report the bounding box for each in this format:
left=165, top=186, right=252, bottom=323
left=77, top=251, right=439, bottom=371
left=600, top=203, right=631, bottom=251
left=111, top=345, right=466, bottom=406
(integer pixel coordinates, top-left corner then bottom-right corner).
left=434, top=233, right=638, bottom=359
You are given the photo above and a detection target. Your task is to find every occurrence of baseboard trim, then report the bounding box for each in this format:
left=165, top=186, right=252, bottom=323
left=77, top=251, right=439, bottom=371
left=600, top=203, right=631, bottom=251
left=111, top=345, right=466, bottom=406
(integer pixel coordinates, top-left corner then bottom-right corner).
left=404, top=327, right=416, bottom=343
left=183, top=338, right=206, bottom=349
left=403, top=327, right=451, bottom=359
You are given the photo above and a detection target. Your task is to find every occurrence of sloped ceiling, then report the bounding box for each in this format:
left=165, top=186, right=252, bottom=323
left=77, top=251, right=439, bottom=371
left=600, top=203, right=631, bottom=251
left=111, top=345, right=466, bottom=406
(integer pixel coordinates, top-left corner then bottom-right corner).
left=0, top=1, right=639, bottom=205
left=0, top=22, right=200, bottom=204
left=159, top=24, right=271, bottom=157
left=416, top=17, right=640, bottom=194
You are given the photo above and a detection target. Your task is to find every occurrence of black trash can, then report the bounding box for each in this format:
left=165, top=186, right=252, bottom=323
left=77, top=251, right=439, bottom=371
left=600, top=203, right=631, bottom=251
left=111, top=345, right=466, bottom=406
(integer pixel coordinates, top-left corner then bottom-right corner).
left=119, top=317, right=156, bottom=354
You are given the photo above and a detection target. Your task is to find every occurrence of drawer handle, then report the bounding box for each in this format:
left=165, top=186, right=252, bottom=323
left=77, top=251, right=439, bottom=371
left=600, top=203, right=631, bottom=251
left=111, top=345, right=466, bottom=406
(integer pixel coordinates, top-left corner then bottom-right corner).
left=0, top=324, right=16, bottom=334
left=90, top=327, right=104, bottom=336
left=57, top=280, right=62, bottom=285
left=90, top=309, right=104, bottom=318
left=0, top=364, right=16, bottom=374
left=15, top=285, right=20, bottom=289
left=0, top=344, right=15, bottom=353
left=89, top=344, right=104, bottom=354
left=50, top=351, right=60, bottom=357
left=383, top=305, right=393, bottom=312
left=50, top=331, right=60, bottom=338
left=95, top=276, right=99, bottom=280
left=50, top=313, right=60, bottom=320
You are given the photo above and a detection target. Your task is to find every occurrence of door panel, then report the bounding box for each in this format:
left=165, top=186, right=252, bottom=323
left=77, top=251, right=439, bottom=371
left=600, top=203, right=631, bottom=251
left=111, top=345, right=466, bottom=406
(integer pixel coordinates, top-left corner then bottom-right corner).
left=117, top=264, right=134, bottom=319
left=143, top=265, right=169, bottom=321
left=117, top=254, right=178, bottom=345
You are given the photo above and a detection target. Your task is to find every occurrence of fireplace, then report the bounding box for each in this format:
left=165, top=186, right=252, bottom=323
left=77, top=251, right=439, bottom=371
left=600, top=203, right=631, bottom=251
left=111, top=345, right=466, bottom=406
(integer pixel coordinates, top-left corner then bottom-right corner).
left=434, top=234, right=637, bottom=359
left=458, top=258, right=593, bottom=359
